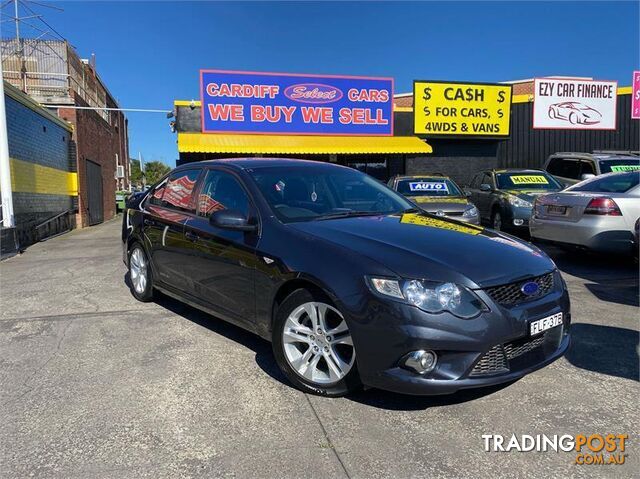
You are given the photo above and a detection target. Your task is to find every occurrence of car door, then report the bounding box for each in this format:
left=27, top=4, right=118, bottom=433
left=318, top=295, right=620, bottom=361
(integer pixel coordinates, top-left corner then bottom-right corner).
left=182, top=168, right=259, bottom=328
left=474, top=172, right=494, bottom=220
left=465, top=172, right=483, bottom=211
left=142, top=168, right=201, bottom=292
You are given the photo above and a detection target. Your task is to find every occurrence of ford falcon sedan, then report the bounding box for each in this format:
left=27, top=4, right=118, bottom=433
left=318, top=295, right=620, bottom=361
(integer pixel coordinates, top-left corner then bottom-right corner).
left=123, top=159, right=570, bottom=397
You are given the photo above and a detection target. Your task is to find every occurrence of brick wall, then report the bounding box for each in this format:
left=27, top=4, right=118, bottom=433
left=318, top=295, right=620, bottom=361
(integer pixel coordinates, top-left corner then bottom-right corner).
left=4, top=87, right=74, bottom=247
left=58, top=93, right=121, bottom=227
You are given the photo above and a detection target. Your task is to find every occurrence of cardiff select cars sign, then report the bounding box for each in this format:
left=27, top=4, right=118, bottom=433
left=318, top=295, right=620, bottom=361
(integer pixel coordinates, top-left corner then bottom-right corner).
left=533, top=78, right=618, bottom=130
left=200, top=69, right=394, bottom=135
left=413, top=81, right=512, bottom=138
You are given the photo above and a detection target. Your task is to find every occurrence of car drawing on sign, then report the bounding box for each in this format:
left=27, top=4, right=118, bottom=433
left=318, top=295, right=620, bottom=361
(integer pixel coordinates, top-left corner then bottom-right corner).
left=548, top=102, right=602, bottom=125
left=388, top=174, right=480, bottom=224
left=122, top=158, right=570, bottom=397
left=530, top=171, right=640, bottom=255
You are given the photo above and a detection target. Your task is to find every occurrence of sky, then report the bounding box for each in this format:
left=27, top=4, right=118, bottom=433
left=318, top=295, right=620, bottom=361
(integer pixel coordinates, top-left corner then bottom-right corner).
left=3, top=1, right=639, bottom=166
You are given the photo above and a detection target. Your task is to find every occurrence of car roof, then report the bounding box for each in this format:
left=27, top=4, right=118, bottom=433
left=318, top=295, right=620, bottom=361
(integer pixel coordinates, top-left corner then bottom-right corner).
left=491, top=168, right=546, bottom=174
left=548, top=151, right=640, bottom=161
left=393, top=174, right=448, bottom=180
left=174, top=157, right=351, bottom=172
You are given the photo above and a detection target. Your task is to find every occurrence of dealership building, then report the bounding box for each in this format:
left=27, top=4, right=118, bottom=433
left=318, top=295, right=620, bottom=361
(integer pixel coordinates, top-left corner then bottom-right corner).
left=172, top=72, right=638, bottom=186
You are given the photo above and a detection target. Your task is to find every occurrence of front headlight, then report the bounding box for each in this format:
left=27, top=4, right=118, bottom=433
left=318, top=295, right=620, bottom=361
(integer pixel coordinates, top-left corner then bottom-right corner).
left=367, top=277, right=488, bottom=319
left=462, top=205, right=478, bottom=217
left=507, top=195, right=532, bottom=208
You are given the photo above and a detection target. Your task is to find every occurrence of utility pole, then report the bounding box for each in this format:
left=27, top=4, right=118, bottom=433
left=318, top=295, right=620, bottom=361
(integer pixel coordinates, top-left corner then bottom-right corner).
left=139, top=151, right=145, bottom=187
left=13, top=0, right=27, bottom=92
left=0, top=67, right=16, bottom=228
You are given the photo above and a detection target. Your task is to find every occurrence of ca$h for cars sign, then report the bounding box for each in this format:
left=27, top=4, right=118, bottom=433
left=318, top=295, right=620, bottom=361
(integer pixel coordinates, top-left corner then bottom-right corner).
left=413, top=81, right=512, bottom=138
left=200, top=70, right=394, bottom=136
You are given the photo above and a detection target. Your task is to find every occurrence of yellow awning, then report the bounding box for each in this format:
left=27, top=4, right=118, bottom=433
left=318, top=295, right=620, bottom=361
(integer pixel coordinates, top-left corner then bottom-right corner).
left=178, top=133, right=432, bottom=155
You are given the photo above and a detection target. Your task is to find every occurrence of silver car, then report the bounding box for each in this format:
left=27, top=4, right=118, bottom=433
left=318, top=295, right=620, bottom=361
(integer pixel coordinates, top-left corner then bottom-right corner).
left=530, top=171, right=640, bottom=254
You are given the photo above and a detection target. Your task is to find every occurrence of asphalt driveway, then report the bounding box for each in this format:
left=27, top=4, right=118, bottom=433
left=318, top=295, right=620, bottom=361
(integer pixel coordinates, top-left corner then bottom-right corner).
left=1, top=218, right=638, bottom=478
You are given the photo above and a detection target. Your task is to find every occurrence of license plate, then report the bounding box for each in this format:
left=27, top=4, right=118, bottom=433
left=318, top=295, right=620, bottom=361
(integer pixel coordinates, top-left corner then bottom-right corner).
left=530, top=312, right=563, bottom=336
left=547, top=205, right=567, bottom=215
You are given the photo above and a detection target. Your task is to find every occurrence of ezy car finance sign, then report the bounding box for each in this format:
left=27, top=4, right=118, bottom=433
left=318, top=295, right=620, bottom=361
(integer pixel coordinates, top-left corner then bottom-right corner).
left=533, top=78, right=617, bottom=130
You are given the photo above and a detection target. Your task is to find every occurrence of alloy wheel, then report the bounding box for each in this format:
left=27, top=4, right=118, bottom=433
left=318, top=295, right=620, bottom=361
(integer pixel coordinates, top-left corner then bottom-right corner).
left=130, top=248, right=148, bottom=294
left=282, top=301, right=355, bottom=385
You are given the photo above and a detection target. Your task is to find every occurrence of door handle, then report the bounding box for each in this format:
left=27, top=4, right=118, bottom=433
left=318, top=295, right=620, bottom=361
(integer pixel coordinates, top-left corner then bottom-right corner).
left=185, top=231, right=199, bottom=242
left=144, top=219, right=153, bottom=226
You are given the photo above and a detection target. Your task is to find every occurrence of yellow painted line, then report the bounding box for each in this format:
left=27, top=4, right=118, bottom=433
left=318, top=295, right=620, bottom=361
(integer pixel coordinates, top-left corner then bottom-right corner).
left=10, top=158, right=78, bottom=196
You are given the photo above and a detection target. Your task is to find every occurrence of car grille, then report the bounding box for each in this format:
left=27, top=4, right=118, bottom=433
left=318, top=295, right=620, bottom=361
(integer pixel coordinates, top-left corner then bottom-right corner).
left=484, top=272, right=555, bottom=306
left=470, top=332, right=549, bottom=377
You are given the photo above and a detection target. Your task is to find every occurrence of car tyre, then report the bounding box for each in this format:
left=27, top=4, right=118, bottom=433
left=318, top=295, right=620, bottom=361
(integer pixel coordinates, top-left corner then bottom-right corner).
left=128, top=244, right=154, bottom=302
left=569, top=112, right=578, bottom=125
left=272, top=288, right=362, bottom=397
left=491, top=210, right=503, bottom=231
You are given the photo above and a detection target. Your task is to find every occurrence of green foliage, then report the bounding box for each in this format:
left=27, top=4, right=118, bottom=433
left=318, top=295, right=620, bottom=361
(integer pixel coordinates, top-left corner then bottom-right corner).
left=143, top=161, right=171, bottom=185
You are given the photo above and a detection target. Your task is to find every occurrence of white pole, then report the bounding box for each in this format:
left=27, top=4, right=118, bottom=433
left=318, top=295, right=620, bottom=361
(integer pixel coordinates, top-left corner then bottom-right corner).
left=0, top=70, right=16, bottom=228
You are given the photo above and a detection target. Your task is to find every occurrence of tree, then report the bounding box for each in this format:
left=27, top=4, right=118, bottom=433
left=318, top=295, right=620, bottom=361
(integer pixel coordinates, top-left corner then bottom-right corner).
left=130, top=159, right=143, bottom=187
left=143, top=161, right=171, bottom=185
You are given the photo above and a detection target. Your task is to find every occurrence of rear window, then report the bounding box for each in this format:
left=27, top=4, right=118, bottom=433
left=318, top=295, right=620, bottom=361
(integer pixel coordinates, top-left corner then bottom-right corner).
left=569, top=172, right=639, bottom=193
left=159, top=169, right=200, bottom=212
left=598, top=158, right=640, bottom=174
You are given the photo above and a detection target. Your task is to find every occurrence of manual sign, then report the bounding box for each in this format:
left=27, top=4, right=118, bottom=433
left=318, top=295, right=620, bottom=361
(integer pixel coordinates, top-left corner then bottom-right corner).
left=533, top=78, right=617, bottom=130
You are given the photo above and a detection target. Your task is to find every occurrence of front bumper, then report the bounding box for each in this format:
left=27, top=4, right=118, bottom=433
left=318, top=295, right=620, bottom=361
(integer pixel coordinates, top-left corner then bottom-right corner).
left=342, top=272, right=570, bottom=395
left=502, top=205, right=532, bottom=230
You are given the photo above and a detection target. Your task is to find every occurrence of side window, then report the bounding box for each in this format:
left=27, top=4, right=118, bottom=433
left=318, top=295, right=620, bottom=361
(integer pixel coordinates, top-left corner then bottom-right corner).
left=148, top=178, right=168, bottom=206
left=562, top=160, right=581, bottom=179
left=546, top=158, right=563, bottom=176
left=481, top=172, right=493, bottom=187
left=580, top=161, right=596, bottom=176
left=162, top=169, right=200, bottom=212
left=469, top=173, right=482, bottom=188
left=197, top=170, right=250, bottom=218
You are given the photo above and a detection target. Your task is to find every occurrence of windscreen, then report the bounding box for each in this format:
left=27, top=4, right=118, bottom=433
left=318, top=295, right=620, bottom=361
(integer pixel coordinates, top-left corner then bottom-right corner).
left=396, top=178, right=462, bottom=197
left=496, top=172, right=563, bottom=191
left=599, top=158, right=640, bottom=174
left=249, top=166, right=413, bottom=223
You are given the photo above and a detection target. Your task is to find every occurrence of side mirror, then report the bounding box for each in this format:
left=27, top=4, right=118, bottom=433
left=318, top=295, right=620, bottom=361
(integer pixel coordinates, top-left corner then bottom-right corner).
left=210, top=209, right=256, bottom=232
left=581, top=173, right=595, bottom=181
left=479, top=183, right=492, bottom=192
left=463, top=188, right=472, bottom=197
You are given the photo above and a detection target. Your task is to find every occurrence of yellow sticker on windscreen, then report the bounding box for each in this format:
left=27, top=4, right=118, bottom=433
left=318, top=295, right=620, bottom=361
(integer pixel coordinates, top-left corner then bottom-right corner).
left=510, top=175, right=549, bottom=185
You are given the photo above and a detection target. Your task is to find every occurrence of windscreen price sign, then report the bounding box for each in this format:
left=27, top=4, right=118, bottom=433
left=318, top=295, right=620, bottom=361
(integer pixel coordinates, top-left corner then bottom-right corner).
left=413, top=81, right=512, bottom=137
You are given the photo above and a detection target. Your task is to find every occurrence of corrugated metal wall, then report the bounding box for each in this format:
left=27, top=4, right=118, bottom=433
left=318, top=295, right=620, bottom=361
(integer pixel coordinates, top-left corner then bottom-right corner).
left=497, top=94, right=639, bottom=169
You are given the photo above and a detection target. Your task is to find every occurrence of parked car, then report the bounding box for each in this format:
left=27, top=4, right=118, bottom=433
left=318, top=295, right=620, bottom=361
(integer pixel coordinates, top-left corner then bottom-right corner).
left=530, top=171, right=640, bottom=255
left=123, top=159, right=570, bottom=397
left=387, top=174, right=479, bottom=224
left=465, top=169, right=563, bottom=233
left=544, top=151, right=640, bottom=187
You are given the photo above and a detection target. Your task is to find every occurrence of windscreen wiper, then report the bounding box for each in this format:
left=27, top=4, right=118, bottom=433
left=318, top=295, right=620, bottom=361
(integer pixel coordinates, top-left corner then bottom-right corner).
left=313, top=210, right=385, bottom=221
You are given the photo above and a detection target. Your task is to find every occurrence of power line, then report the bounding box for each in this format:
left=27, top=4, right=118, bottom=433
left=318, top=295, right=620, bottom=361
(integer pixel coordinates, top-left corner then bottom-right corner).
left=45, top=105, right=172, bottom=114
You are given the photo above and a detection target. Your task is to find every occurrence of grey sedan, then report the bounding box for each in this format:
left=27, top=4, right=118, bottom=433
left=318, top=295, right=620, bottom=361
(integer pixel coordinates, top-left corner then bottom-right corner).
left=530, top=172, right=640, bottom=255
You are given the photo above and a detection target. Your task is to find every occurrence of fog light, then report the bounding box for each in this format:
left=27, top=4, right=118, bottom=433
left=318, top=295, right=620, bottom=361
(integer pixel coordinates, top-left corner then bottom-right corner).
left=513, top=219, right=524, bottom=226
left=403, top=350, right=438, bottom=375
